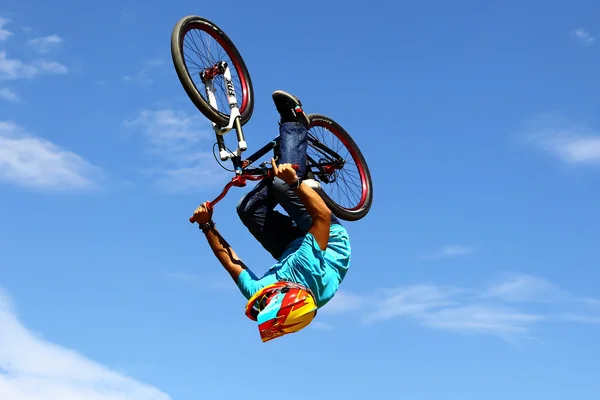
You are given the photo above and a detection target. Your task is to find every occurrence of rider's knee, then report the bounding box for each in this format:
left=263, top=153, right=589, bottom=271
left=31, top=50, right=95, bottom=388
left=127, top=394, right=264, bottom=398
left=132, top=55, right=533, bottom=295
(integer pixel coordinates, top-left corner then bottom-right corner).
left=271, top=177, right=288, bottom=195
left=236, top=196, right=250, bottom=222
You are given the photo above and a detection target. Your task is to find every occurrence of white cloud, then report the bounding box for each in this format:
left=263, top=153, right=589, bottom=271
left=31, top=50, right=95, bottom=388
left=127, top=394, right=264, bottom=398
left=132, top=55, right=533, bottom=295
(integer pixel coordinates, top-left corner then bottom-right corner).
left=0, top=21, right=66, bottom=80
left=27, top=34, right=62, bottom=53
left=34, top=60, right=68, bottom=74
left=310, top=321, right=333, bottom=331
left=325, top=274, right=600, bottom=342
left=363, top=284, right=465, bottom=323
left=126, top=109, right=210, bottom=162
left=0, top=121, right=103, bottom=190
left=420, top=244, right=474, bottom=260
left=0, top=288, right=171, bottom=400
left=0, top=51, right=68, bottom=81
left=538, top=136, right=600, bottom=164
left=559, top=313, right=600, bottom=324
left=523, top=113, right=600, bottom=165
left=0, top=51, right=37, bottom=79
left=572, top=28, right=595, bottom=46
left=319, top=290, right=364, bottom=315
left=124, top=109, right=229, bottom=191
left=481, top=274, right=567, bottom=303
left=580, top=298, right=600, bottom=308
left=0, top=18, right=13, bottom=41
left=123, top=59, right=165, bottom=84
left=0, top=88, right=20, bottom=103
left=420, top=305, right=544, bottom=337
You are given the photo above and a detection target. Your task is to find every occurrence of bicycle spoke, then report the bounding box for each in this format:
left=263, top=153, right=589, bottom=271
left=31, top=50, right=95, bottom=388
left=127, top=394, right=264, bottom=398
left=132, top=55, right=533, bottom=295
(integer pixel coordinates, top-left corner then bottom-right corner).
left=180, top=25, right=245, bottom=117
left=306, top=123, right=366, bottom=211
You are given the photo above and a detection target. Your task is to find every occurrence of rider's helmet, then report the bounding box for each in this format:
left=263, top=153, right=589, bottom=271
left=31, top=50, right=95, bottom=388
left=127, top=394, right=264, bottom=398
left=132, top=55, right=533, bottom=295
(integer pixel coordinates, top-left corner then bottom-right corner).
left=245, top=281, right=317, bottom=342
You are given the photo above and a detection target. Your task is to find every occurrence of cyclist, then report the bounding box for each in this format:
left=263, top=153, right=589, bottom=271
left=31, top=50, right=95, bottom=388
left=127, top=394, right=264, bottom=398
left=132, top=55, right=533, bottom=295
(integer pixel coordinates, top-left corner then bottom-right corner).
left=191, top=90, right=351, bottom=342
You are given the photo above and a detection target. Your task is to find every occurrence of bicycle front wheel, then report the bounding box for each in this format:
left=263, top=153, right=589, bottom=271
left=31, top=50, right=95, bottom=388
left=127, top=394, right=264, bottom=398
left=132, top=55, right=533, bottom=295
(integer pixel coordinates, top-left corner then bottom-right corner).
left=170, top=15, right=254, bottom=126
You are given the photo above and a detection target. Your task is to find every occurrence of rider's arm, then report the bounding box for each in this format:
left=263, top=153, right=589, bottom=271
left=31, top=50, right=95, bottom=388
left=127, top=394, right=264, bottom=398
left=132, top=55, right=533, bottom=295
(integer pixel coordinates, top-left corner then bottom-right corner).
left=271, top=158, right=332, bottom=251
left=293, top=182, right=331, bottom=251
left=203, top=226, right=248, bottom=283
left=204, top=225, right=268, bottom=299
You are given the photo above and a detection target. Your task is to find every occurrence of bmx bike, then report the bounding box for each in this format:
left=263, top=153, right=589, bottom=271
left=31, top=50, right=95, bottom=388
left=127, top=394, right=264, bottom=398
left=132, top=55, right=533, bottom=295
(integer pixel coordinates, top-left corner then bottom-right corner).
left=170, top=15, right=373, bottom=222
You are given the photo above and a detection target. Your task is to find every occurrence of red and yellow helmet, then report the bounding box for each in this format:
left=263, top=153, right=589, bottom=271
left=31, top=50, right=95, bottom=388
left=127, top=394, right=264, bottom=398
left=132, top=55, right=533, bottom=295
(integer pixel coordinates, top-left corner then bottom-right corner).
left=245, top=281, right=317, bottom=342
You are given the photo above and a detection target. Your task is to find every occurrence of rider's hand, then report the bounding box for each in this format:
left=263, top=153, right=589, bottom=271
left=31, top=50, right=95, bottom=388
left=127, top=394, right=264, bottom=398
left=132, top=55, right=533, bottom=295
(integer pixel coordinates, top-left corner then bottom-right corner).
left=271, top=158, right=298, bottom=185
left=192, top=201, right=213, bottom=225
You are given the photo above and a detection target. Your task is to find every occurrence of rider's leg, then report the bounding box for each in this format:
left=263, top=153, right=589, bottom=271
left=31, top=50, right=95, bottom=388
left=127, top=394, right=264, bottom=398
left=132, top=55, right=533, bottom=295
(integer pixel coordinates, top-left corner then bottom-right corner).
left=270, top=91, right=340, bottom=233
left=236, top=179, right=303, bottom=260
left=271, top=123, right=340, bottom=232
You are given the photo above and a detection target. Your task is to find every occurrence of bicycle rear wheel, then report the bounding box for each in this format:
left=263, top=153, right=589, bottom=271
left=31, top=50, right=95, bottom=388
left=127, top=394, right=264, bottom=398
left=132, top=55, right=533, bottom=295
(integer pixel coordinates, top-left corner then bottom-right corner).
left=305, top=114, right=373, bottom=221
left=171, top=15, right=254, bottom=126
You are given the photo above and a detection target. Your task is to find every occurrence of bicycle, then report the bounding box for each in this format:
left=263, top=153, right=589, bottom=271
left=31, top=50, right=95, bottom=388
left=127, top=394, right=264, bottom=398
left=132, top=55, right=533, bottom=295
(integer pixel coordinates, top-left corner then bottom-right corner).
left=170, top=15, right=374, bottom=222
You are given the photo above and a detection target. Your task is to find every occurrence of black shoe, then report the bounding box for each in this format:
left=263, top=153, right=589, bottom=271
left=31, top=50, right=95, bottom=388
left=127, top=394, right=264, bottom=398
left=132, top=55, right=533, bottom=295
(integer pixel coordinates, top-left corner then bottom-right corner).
left=272, top=90, right=310, bottom=129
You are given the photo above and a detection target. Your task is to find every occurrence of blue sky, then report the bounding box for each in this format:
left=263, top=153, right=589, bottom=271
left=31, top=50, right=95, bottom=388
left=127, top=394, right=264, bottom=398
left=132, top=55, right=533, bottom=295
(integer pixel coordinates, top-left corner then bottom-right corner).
left=1, top=0, right=600, bottom=399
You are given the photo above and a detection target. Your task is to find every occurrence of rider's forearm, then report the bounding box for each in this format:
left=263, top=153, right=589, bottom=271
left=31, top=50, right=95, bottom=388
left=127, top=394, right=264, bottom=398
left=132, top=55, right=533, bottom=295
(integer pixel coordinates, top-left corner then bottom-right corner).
left=294, top=182, right=332, bottom=221
left=203, top=226, right=246, bottom=282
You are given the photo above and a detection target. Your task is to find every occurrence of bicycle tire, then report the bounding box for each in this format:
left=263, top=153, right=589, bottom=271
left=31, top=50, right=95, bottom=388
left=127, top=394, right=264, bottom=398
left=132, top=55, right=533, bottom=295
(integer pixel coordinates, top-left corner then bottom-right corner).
left=170, top=15, right=254, bottom=126
left=306, top=114, right=373, bottom=221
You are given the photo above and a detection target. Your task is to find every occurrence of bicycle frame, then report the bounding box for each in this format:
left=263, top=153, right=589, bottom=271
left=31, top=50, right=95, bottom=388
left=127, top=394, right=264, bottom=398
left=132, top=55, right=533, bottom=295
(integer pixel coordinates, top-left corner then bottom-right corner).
left=190, top=62, right=346, bottom=223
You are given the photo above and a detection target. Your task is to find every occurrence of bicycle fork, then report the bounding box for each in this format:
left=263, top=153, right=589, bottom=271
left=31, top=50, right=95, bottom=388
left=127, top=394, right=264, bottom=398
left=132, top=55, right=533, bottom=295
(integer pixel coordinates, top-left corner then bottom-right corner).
left=201, top=61, right=247, bottom=174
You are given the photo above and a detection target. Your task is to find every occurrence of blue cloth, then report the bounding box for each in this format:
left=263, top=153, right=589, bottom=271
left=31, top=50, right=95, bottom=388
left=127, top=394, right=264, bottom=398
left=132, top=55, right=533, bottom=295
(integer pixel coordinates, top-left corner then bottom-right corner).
left=237, top=223, right=351, bottom=308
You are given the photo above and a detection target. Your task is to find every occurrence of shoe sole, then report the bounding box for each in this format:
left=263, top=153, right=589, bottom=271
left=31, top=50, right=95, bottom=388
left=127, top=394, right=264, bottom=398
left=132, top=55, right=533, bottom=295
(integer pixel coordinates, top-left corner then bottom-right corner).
left=272, top=90, right=310, bottom=128
left=272, top=90, right=302, bottom=107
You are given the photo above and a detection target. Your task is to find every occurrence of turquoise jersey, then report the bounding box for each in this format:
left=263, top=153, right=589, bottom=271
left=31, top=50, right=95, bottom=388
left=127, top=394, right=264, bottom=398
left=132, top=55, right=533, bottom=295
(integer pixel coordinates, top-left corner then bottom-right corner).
left=236, top=223, right=351, bottom=308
